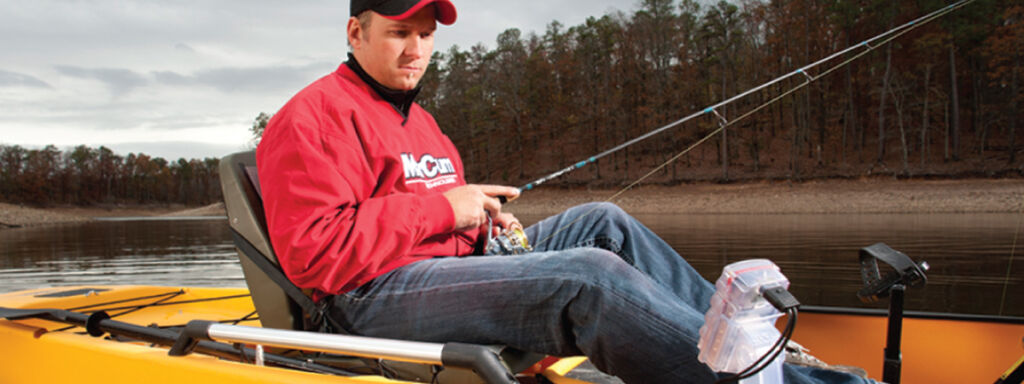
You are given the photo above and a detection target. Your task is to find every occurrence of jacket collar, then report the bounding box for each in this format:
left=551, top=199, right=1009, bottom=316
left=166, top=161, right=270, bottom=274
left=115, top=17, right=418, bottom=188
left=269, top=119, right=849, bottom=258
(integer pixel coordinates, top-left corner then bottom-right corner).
left=345, top=53, right=421, bottom=121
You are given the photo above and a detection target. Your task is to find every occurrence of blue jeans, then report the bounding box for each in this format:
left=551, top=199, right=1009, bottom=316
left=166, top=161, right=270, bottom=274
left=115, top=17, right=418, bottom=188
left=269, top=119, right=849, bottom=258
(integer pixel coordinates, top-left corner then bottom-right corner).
left=327, top=202, right=872, bottom=384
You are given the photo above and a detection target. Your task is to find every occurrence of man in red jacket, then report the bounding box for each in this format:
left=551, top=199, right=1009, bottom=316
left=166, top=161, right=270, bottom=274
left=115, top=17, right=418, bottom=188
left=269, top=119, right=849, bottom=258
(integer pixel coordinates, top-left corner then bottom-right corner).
left=256, top=1, right=871, bottom=383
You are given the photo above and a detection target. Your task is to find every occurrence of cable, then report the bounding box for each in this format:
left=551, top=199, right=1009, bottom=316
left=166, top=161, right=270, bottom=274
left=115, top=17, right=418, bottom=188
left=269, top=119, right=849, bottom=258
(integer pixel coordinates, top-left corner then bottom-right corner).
left=737, top=309, right=798, bottom=381
left=713, top=308, right=798, bottom=384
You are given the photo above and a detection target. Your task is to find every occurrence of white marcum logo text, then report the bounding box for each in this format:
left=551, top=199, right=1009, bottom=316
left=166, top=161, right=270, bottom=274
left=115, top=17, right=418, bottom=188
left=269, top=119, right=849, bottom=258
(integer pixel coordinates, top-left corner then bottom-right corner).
left=402, top=153, right=457, bottom=188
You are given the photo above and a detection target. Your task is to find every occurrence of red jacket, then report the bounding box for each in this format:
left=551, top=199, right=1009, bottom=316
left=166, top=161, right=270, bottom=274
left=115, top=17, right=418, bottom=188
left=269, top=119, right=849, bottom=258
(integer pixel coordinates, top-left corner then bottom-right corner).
left=256, top=62, right=479, bottom=296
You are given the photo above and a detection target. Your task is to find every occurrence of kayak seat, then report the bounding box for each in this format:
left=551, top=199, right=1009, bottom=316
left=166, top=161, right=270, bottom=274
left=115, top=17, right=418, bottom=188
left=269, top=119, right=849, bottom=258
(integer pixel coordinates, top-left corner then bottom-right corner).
left=219, top=151, right=305, bottom=331
left=218, top=151, right=546, bottom=381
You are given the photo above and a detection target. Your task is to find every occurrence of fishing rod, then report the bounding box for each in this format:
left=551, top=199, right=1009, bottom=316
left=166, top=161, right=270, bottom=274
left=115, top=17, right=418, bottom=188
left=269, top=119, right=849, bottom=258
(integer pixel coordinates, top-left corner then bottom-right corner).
left=489, top=0, right=981, bottom=250
left=500, top=0, right=977, bottom=203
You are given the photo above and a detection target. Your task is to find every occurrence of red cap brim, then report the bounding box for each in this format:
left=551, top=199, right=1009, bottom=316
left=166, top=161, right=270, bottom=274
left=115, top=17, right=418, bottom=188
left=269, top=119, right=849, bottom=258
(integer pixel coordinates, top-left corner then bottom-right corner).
left=380, top=0, right=457, bottom=25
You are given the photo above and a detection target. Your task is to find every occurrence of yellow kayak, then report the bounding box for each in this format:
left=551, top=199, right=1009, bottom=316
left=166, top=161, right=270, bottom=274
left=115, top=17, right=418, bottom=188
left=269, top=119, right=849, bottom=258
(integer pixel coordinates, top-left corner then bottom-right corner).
left=0, top=285, right=602, bottom=384
left=6, top=151, right=1020, bottom=383
left=791, top=307, right=1024, bottom=384
left=2, top=284, right=1022, bottom=384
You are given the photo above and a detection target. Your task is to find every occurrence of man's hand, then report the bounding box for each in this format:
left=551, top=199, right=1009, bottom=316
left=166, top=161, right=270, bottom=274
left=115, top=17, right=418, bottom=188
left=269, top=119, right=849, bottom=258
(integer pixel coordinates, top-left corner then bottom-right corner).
left=490, top=211, right=521, bottom=237
left=443, top=184, right=519, bottom=231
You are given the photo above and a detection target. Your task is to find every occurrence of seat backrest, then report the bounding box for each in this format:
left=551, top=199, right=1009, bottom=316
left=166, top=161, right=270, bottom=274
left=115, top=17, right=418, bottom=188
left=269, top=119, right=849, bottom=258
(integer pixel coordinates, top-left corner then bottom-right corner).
left=219, top=151, right=303, bottom=330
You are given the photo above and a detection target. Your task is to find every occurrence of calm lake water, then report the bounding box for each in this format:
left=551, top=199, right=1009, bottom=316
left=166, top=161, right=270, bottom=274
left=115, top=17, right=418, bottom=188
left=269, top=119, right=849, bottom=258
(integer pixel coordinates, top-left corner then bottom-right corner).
left=1, top=213, right=1020, bottom=317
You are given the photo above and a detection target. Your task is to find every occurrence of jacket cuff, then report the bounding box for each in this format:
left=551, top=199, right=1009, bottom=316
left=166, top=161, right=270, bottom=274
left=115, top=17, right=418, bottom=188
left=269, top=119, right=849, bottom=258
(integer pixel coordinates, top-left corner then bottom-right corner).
left=420, top=193, right=456, bottom=235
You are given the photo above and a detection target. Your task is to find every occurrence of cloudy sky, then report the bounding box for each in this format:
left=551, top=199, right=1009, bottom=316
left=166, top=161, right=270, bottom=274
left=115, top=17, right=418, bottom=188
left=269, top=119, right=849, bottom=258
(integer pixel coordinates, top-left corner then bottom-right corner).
left=0, top=0, right=634, bottom=161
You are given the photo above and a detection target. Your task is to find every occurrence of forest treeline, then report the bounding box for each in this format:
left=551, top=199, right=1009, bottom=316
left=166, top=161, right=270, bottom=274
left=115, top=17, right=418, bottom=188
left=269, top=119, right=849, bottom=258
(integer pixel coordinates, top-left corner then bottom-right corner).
left=415, top=0, right=1022, bottom=186
left=0, top=144, right=221, bottom=207
left=4, top=0, right=1022, bottom=207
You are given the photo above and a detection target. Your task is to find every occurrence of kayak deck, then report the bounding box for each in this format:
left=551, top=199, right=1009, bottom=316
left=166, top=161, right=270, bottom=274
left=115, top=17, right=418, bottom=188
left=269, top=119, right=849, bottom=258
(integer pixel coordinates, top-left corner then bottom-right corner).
left=3, top=285, right=1022, bottom=383
left=0, top=285, right=601, bottom=384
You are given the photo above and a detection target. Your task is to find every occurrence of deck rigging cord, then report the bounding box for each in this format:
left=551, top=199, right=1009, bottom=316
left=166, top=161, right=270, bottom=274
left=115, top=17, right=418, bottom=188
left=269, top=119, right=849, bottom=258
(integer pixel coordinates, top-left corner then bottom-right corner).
left=509, top=0, right=979, bottom=250
left=66, top=289, right=186, bottom=312
left=50, top=290, right=257, bottom=333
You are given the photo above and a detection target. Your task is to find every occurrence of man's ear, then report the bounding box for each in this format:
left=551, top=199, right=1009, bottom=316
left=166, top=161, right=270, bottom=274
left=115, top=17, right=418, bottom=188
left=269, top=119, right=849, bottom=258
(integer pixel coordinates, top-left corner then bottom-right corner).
left=346, top=17, right=362, bottom=49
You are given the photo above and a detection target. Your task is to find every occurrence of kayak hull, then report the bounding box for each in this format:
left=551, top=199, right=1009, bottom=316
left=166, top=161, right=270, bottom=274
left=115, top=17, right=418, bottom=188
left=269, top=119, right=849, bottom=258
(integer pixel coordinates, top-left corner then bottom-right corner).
left=0, top=286, right=394, bottom=383
left=2, top=285, right=1021, bottom=383
left=791, top=308, right=1024, bottom=384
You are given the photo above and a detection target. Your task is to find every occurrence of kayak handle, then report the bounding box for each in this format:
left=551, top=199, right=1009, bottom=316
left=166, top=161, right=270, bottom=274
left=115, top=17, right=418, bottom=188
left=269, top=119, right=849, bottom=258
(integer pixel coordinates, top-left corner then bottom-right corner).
left=171, top=320, right=517, bottom=384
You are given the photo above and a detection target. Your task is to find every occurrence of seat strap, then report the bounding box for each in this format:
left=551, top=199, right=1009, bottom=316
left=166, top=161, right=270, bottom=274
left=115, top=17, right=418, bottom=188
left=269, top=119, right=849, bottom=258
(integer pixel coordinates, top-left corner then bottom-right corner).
left=230, top=229, right=347, bottom=334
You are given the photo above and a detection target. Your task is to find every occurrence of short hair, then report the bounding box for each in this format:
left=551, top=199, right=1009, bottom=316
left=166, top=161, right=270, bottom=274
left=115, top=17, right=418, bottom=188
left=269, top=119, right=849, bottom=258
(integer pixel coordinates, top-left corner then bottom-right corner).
left=357, top=10, right=373, bottom=31
left=348, top=10, right=374, bottom=47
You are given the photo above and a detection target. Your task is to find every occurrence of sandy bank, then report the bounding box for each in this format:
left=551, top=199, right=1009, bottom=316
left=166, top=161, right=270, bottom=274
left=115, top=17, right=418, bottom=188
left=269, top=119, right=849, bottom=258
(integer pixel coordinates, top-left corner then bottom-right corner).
left=2, top=178, right=1022, bottom=229
left=505, top=178, right=1024, bottom=215
left=157, top=202, right=226, bottom=217
left=0, top=202, right=226, bottom=229
left=0, top=203, right=91, bottom=228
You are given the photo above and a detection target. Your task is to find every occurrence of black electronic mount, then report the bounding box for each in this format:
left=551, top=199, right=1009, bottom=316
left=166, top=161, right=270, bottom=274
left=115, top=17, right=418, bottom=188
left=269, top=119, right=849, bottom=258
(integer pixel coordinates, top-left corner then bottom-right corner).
left=856, top=242, right=930, bottom=384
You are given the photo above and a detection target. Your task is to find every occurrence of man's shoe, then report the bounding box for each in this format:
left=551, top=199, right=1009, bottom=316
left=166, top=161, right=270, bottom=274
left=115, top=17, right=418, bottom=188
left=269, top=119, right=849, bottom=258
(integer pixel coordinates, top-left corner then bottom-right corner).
left=784, top=340, right=869, bottom=379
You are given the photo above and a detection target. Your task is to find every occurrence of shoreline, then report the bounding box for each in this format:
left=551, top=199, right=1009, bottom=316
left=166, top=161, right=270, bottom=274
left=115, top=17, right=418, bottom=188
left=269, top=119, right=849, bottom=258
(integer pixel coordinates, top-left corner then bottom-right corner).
left=0, top=202, right=227, bottom=229
left=2, top=178, right=1023, bottom=229
left=507, top=178, right=1024, bottom=216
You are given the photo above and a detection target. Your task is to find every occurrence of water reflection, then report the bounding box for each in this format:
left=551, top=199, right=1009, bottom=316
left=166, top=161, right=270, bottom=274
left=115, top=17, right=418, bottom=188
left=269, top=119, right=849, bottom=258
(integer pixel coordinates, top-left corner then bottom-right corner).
left=630, top=213, right=1023, bottom=317
left=0, top=213, right=1020, bottom=317
left=0, top=219, right=244, bottom=292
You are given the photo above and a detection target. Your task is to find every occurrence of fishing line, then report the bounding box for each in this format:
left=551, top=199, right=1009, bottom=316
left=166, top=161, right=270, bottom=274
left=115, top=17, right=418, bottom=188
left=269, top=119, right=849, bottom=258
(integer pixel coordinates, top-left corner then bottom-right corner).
left=523, top=0, right=977, bottom=250
left=999, top=191, right=1023, bottom=316
left=514, top=0, right=975, bottom=195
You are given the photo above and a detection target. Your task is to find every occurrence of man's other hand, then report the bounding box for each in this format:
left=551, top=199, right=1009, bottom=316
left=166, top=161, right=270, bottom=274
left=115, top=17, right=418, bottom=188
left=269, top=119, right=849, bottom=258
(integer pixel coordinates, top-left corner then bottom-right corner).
left=490, top=212, right=521, bottom=238
left=443, top=184, right=519, bottom=231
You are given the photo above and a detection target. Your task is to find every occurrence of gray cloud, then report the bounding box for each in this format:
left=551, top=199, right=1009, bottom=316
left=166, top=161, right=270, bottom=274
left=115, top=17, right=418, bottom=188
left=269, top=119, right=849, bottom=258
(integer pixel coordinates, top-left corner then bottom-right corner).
left=0, top=69, right=52, bottom=89
left=191, top=63, right=335, bottom=93
left=153, top=62, right=335, bottom=93
left=50, top=62, right=333, bottom=97
left=105, top=141, right=246, bottom=161
left=0, top=0, right=643, bottom=160
left=174, top=43, right=196, bottom=53
left=55, top=66, right=148, bottom=96
left=151, top=70, right=193, bottom=86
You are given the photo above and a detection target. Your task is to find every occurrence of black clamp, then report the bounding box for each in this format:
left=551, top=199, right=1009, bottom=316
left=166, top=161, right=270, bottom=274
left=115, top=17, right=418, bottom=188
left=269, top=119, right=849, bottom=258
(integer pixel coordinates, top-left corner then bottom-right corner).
left=857, top=242, right=929, bottom=303
left=168, top=320, right=216, bottom=356
left=441, top=343, right=518, bottom=384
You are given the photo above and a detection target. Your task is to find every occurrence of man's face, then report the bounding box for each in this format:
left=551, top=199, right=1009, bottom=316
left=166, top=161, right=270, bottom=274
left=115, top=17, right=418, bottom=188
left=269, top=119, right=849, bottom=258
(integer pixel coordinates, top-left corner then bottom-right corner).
left=349, top=7, right=437, bottom=91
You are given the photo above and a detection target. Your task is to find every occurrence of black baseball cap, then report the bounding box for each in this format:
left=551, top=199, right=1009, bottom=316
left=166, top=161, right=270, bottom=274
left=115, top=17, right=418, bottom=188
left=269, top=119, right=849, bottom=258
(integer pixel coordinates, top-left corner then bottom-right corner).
left=351, top=0, right=457, bottom=25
